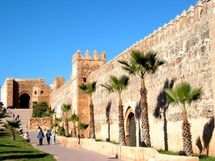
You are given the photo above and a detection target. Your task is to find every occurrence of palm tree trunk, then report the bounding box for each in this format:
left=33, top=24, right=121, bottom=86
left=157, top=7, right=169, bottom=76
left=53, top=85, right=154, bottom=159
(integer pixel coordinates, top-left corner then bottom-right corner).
left=65, top=118, right=69, bottom=136
left=163, top=107, right=168, bottom=150
left=140, top=79, right=151, bottom=147
left=118, top=94, right=126, bottom=145
left=73, top=122, right=77, bottom=137
left=12, top=129, right=15, bottom=140
left=89, top=96, right=96, bottom=139
left=182, top=116, right=193, bottom=155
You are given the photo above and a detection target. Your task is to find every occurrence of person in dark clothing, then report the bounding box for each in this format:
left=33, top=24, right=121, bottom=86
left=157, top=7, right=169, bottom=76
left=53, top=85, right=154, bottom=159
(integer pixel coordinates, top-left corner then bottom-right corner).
left=37, top=129, right=44, bottom=145
left=46, top=129, right=51, bottom=145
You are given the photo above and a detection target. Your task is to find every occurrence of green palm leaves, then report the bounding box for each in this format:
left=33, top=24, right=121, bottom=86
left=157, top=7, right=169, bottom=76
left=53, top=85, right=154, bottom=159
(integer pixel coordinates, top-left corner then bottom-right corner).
left=79, top=81, right=97, bottom=95
left=61, top=104, right=71, bottom=113
left=101, top=75, right=129, bottom=95
left=70, top=113, right=79, bottom=122
left=164, top=82, right=202, bottom=105
left=119, top=50, right=165, bottom=78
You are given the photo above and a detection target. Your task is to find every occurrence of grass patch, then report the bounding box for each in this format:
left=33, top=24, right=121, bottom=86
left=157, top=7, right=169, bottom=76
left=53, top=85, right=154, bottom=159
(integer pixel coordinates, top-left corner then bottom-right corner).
left=158, top=150, right=215, bottom=161
left=158, top=149, right=178, bottom=155
left=0, top=130, right=56, bottom=161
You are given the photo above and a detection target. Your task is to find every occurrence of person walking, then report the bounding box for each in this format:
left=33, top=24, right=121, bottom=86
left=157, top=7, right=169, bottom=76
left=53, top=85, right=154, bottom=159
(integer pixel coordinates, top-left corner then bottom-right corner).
left=37, top=129, right=44, bottom=145
left=46, top=129, right=51, bottom=145
left=51, top=128, right=56, bottom=144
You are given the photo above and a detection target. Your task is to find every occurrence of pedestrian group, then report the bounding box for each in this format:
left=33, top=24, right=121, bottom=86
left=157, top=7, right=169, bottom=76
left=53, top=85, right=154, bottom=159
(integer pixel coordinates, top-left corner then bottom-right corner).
left=37, top=126, right=56, bottom=145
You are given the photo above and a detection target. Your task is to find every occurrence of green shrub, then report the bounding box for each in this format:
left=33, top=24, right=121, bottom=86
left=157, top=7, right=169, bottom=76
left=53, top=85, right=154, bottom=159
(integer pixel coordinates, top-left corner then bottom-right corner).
left=32, top=102, right=52, bottom=118
left=57, top=126, right=65, bottom=136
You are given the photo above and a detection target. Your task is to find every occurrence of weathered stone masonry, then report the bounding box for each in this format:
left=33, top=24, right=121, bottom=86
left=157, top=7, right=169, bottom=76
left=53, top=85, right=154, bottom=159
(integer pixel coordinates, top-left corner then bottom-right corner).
left=86, top=0, right=215, bottom=156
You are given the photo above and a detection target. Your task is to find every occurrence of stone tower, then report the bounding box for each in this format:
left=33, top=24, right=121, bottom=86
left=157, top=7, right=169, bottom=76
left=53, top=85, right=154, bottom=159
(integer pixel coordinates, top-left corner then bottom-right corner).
left=71, top=50, right=106, bottom=124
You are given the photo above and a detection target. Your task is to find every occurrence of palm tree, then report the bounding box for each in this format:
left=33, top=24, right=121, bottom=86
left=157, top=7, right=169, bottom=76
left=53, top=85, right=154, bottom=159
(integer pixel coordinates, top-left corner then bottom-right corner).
left=61, top=104, right=71, bottom=137
left=79, top=81, right=97, bottom=139
left=0, top=103, right=6, bottom=125
left=101, top=75, right=129, bottom=145
left=119, top=50, right=164, bottom=147
left=164, top=82, right=202, bottom=155
left=4, top=120, right=21, bottom=140
left=70, top=113, right=79, bottom=137
left=53, top=117, right=62, bottom=128
left=77, top=123, right=89, bottom=138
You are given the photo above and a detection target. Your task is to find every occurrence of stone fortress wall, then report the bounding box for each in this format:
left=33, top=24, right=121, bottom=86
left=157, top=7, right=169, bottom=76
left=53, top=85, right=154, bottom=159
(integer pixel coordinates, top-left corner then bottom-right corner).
left=50, top=50, right=106, bottom=124
left=86, top=0, right=215, bottom=156
left=2, top=0, right=215, bottom=157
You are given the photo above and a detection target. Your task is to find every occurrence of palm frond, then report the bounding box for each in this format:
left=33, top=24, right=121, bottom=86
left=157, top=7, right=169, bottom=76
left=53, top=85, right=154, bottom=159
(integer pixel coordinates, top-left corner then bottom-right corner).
left=61, top=104, right=71, bottom=112
left=130, top=50, right=164, bottom=75
left=165, top=82, right=202, bottom=105
left=79, top=83, right=87, bottom=91
left=4, top=120, right=21, bottom=129
left=70, top=113, right=79, bottom=122
left=79, top=81, right=97, bottom=94
left=189, top=87, right=202, bottom=102
left=100, top=84, right=113, bottom=93
left=118, top=60, right=129, bottom=66
left=119, top=75, right=129, bottom=89
left=164, top=89, right=178, bottom=103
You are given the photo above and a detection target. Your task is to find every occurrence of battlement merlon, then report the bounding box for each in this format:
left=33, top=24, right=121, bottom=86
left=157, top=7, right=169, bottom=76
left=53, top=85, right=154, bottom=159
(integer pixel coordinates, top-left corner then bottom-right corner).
left=72, top=50, right=106, bottom=63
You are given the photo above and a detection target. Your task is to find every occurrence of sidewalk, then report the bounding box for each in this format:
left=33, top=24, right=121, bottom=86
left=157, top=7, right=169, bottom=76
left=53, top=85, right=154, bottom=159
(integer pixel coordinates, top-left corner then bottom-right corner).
left=29, top=131, right=122, bottom=161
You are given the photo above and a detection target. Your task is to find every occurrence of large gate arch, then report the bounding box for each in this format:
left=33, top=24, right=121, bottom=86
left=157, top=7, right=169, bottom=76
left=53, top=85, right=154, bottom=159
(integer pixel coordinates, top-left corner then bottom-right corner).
left=19, top=92, right=31, bottom=108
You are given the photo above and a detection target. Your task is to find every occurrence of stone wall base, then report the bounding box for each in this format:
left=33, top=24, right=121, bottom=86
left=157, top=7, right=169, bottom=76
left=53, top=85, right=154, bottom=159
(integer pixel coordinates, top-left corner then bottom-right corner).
left=57, top=136, right=199, bottom=161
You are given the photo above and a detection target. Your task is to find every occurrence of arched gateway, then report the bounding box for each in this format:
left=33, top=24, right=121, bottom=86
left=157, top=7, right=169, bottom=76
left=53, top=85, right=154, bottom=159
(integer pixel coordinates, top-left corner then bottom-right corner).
left=19, top=93, right=30, bottom=108
left=125, top=107, right=136, bottom=146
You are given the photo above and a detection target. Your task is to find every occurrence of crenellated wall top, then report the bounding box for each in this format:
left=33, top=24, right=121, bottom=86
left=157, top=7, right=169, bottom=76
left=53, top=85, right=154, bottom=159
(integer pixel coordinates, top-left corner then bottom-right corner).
left=72, top=50, right=106, bottom=63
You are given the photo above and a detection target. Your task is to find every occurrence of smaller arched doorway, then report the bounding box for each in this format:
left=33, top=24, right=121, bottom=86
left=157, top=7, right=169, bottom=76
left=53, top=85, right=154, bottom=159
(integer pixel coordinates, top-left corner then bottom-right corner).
left=19, top=93, right=30, bottom=108
left=126, top=112, right=136, bottom=146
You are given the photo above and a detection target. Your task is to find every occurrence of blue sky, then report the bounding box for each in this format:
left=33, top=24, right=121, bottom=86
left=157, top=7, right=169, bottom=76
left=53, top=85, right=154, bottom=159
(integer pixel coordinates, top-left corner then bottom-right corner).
left=0, top=0, right=197, bottom=85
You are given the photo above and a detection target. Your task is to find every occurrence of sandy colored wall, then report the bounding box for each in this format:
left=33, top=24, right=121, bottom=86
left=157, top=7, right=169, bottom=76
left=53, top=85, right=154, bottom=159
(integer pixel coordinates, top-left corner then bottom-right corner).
left=29, top=117, right=52, bottom=130
left=87, top=0, right=215, bottom=156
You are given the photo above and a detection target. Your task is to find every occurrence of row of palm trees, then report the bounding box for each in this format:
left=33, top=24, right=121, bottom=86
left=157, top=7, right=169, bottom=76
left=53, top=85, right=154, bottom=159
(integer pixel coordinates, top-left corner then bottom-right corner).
left=78, top=50, right=202, bottom=156
left=60, top=104, right=88, bottom=137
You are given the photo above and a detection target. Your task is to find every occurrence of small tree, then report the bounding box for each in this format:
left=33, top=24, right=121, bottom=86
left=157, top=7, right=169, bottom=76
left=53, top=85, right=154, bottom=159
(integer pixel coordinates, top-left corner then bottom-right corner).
left=0, top=103, right=6, bottom=125
left=101, top=75, right=129, bottom=145
left=69, top=113, right=79, bottom=137
left=53, top=117, right=62, bottom=128
left=77, top=123, right=89, bottom=138
left=4, top=120, right=21, bottom=140
left=164, top=82, right=202, bottom=155
left=61, top=104, right=71, bottom=137
left=79, top=81, right=97, bottom=139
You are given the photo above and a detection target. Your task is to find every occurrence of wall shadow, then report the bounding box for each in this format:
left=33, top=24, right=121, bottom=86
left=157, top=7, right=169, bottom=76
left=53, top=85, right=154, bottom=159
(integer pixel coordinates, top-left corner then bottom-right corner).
left=106, top=101, right=112, bottom=142
left=196, top=117, right=214, bottom=155
left=153, top=79, right=175, bottom=150
left=202, top=116, right=214, bottom=155
left=196, top=136, right=203, bottom=154
left=0, top=153, right=49, bottom=160
left=135, top=103, right=142, bottom=146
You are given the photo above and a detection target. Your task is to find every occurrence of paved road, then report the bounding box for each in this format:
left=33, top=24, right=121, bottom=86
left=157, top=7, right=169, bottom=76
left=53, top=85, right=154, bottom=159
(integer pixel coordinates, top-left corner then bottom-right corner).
left=29, top=131, right=122, bottom=161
